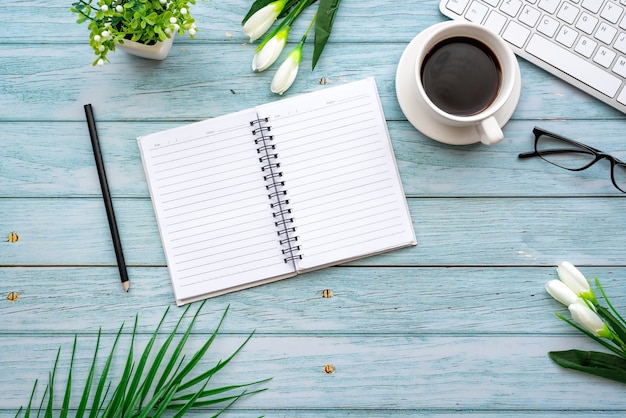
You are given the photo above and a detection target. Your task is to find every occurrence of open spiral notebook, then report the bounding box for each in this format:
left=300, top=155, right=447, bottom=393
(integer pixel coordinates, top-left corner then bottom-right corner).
left=137, top=78, right=416, bottom=305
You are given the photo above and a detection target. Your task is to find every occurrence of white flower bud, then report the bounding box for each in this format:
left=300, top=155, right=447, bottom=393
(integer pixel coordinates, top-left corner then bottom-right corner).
left=97, top=59, right=104, bottom=66
left=545, top=280, right=580, bottom=306
left=93, top=34, right=101, bottom=42
left=271, top=45, right=302, bottom=95
left=243, top=0, right=285, bottom=43
left=101, top=4, right=108, bottom=12
left=252, top=27, right=289, bottom=72
left=181, top=7, right=188, bottom=14
left=568, top=301, right=611, bottom=338
left=116, top=5, right=123, bottom=13
left=189, top=28, right=197, bottom=36
left=170, top=17, right=177, bottom=24
left=101, top=30, right=110, bottom=38
left=557, top=262, right=590, bottom=295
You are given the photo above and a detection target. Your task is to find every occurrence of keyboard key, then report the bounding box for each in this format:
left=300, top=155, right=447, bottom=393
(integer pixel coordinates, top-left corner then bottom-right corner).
left=576, top=11, right=600, bottom=33
left=467, top=1, right=490, bottom=21
left=615, top=32, right=626, bottom=53
left=617, top=86, right=626, bottom=105
left=538, top=15, right=560, bottom=36
left=594, top=45, right=617, bottom=67
left=613, top=55, right=626, bottom=76
left=526, top=34, right=622, bottom=97
left=558, top=3, right=581, bottom=23
left=557, top=26, right=579, bottom=46
left=484, top=10, right=509, bottom=33
left=600, top=2, right=624, bottom=24
left=595, top=22, right=618, bottom=43
left=575, top=35, right=599, bottom=56
left=446, top=0, right=471, bottom=15
left=503, top=20, right=532, bottom=46
left=539, top=0, right=560, bottom=13
left=520, top=5, right=542, bottom=26
left=501, top=0, right=523, bottom=15
left=582, top=0, right=603, bottom=13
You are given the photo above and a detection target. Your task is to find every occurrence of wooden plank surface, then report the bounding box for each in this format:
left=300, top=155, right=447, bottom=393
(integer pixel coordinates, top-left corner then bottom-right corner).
left=1, top=0, right=626, bottom=416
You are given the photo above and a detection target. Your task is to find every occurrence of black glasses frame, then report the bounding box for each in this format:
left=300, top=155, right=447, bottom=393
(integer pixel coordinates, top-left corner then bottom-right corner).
left=518, top=126, right=626, bottom=193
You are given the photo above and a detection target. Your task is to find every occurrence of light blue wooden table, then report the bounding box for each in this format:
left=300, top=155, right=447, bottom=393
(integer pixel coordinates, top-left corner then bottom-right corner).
left=2, top=0, right=626, bottom=416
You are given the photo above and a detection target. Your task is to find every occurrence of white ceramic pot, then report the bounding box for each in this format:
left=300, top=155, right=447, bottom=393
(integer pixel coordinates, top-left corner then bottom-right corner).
left=116, top=35, right=174, bottom=60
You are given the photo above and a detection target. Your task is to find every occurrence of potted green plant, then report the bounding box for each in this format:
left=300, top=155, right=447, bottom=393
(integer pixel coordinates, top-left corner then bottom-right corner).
left=70, top=0, right=203, bottom=65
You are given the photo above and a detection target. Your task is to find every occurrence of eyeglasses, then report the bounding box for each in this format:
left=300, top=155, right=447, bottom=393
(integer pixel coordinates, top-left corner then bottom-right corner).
left=518, top=127, right=626, bottom=193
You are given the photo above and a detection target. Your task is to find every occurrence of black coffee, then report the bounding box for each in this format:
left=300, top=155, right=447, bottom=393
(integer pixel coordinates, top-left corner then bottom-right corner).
left=421, top=37, right=501, bottom=116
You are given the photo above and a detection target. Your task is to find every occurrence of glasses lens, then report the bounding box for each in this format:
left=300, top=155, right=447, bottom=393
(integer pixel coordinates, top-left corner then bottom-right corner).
left=536, top=133, right=597, bottom=170
left=613, top=162, right=626, bottom=193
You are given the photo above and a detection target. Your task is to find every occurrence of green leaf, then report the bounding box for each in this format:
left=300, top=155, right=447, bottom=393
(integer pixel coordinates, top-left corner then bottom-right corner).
left=76, top=330, right=100, bottom=418
left=312, top=0, right=341, bottom=69
left=44, top=349, right=61, bottom=418
left=549, top=349, right=626, bottom=384
left=60, top=337, right=77, bottom=418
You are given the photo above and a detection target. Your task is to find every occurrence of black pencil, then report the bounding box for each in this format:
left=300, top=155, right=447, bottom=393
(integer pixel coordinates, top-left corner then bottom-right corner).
left=84, top=104, right=130, bottom=292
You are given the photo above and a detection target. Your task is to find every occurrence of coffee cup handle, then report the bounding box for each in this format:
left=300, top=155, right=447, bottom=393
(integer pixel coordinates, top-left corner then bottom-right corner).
left=476, top=117, right=503, bottom=145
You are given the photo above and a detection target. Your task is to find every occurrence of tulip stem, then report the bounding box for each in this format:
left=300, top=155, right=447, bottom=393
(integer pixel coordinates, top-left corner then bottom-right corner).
left=596, top=278, right=626, bottom=325
left=300, top=12, right=316, bottom=44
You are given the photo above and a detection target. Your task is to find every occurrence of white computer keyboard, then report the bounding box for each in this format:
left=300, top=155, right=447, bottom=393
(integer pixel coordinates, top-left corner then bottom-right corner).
left=440, top=0, right=626, bottom=114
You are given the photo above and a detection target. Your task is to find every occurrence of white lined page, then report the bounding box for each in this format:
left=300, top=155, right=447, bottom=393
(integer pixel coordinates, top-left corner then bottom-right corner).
left=256, top=78, right=416, bottom=271
left=137, top=110, right=295, bottom=304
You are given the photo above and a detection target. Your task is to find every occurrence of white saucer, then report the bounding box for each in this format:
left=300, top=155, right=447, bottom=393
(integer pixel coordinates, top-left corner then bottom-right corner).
left=395, top=24, right=522, bottom=145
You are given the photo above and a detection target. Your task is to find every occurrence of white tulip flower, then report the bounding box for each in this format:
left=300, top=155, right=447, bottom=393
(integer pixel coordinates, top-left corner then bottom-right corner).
left=271, top=44, right=302, bottom=95
left=556, top=261, right=596, bottom=303
left=545, top=279, right=580, bottom=307
left=252, top=26, right=289, bottom=72
left=243, top=0, right=287, bottom=43
left=568, top=301, right=611, bottom=338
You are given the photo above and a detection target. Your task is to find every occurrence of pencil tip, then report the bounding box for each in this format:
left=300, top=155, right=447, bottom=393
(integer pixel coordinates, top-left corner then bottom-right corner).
left=123, top=281, right=130, bottom=292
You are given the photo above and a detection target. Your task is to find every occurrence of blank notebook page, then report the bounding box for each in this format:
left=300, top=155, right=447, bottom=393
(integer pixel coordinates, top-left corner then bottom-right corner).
left=138, top=110, right=294, bottom=302
left=256, top=78, right=416, bottom=271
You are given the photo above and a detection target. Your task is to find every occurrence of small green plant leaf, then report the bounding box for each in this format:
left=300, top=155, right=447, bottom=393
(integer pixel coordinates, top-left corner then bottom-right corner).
left=59, top=337, right=77, bottom=418
left=312, top=0, right=341, bottom=69
left=549, top=349, right=626, bottom=383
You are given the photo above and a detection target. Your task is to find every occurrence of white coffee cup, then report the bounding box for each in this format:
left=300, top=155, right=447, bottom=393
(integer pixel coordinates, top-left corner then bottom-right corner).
left=413, top=21, right=520, bottom=145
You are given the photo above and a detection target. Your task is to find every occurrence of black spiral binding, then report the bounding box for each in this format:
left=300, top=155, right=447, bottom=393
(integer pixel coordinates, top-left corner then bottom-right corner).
left=250, top=114, right=302, bottom=264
